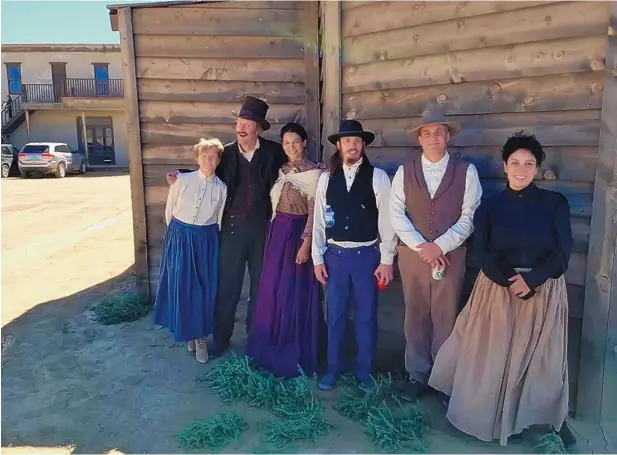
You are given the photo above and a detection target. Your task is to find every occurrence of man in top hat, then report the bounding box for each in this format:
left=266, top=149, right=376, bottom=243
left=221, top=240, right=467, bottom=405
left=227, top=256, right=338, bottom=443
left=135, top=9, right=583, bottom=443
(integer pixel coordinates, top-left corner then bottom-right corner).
left=389, top=105, right=483, bottom=400
left=312, top=119, right=397, bottom=391
left=166, top=95, right=287, bottom=357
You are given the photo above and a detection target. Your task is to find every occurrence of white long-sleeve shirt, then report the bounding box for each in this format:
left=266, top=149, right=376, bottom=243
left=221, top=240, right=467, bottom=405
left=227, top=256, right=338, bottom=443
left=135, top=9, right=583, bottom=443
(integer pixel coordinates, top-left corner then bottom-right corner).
left=389, top=152, right=482, bottom=254
left=165, top=170, right=227, bottom=227
left=312, top=158, right=397, bottom=266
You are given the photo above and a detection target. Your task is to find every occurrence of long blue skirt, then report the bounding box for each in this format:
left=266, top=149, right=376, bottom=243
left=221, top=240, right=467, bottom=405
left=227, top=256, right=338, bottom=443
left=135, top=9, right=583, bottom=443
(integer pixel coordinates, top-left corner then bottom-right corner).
left=152, top=217, right=219, bottom=342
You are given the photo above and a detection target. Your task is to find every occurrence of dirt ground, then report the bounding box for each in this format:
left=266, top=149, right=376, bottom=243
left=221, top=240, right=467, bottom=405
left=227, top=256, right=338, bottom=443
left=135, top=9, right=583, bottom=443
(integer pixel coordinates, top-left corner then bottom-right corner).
left=1, top=172, right=608, bottom=454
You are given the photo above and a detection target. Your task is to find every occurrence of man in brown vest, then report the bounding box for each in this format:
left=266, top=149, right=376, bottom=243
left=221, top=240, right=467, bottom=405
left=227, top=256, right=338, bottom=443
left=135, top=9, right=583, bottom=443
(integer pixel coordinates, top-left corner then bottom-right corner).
left=389, top=106, right=483, bottom=400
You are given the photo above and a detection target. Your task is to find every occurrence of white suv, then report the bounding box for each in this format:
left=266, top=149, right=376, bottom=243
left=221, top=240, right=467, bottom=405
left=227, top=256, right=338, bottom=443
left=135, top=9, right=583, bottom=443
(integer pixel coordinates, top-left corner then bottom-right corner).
left=18, top=142, right=87, bottom=178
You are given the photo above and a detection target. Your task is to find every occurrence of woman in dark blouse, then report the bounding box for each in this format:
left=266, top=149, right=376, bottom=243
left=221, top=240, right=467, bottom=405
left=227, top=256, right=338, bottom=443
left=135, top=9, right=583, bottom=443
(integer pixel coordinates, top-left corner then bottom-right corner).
left=428, top=132, right=573, bottom=447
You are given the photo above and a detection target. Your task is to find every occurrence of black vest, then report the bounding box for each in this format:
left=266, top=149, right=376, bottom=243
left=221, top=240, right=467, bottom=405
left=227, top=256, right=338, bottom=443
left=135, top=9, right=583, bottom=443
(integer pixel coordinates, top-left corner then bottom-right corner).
left=325, top=159, right=378, bottom=242
left=226, top=151, right=268, bottom=219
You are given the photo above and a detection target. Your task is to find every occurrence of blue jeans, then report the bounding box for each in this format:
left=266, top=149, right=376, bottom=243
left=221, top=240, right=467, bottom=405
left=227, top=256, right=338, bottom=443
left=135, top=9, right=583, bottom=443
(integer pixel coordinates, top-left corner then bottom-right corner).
left=323, top=243, right=380, bottom=381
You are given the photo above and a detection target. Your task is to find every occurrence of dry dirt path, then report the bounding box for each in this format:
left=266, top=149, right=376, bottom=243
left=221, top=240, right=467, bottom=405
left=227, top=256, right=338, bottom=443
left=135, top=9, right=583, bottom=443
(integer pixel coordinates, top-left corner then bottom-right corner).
left=1, top=172, right=541, bottom=454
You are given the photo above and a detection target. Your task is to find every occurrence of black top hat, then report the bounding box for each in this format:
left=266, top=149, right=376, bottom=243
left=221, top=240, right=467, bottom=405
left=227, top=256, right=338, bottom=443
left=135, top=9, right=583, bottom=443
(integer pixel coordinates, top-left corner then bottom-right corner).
left=327, top=119, right=375, bottom=146
left=232, top=95, right=271, bottom=131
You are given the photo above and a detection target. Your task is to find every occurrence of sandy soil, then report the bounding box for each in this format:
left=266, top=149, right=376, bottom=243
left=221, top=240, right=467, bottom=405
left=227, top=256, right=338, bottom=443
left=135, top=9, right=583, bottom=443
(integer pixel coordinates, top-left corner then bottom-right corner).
left=1, top=172, right=537, bottom=454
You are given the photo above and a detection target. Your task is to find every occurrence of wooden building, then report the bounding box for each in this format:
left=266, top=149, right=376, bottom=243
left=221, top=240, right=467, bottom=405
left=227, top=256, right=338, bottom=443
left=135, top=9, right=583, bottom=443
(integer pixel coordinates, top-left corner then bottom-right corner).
left=109, top=0, right=616, bottom=425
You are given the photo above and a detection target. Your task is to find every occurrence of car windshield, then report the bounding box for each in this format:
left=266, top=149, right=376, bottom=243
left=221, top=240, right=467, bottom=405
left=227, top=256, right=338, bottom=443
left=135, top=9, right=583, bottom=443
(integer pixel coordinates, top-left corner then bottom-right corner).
left=21, top=145, right=50, bottom=154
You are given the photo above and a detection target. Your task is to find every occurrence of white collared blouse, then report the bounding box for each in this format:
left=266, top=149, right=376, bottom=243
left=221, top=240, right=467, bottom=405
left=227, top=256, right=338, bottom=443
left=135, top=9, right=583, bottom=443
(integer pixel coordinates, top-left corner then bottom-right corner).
left=164, top=169, right=227, bottom=227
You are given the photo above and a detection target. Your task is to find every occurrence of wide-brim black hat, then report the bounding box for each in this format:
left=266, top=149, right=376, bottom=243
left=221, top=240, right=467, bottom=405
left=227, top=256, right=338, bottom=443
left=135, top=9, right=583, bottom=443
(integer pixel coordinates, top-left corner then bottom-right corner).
left=327, top=119, right=375, bottom=146
left=232, top=95, right=271, bottom=131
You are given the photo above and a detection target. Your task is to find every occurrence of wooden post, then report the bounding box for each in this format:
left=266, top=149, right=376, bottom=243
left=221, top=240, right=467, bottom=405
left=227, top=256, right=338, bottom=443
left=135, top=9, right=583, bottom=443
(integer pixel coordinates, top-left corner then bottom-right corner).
left=577, top=2, right=617, bottom=423
left=119, top=6, right=151, bottom=304
left=320, top=0, right=341, bottom=164
left=303, top=0, right=320, bottom=162
left=81, top=111, right=88, bottom=164
left=25, top=109, right=30, bottom=141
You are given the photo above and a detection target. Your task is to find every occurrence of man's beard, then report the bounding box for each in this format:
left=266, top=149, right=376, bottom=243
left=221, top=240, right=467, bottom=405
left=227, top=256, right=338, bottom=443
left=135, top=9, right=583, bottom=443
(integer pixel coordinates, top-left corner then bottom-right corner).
left=340, top=147, right=364, bottom=165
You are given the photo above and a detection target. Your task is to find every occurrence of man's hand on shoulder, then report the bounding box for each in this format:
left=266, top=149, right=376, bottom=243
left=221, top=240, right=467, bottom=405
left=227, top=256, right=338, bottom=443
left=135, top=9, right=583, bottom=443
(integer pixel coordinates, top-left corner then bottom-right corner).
left=166, top=170, right=179, bottom=185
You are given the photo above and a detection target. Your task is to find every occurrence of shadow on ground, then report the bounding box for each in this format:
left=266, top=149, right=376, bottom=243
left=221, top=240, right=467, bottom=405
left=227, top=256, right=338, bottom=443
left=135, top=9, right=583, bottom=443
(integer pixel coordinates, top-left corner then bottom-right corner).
left=2, top=265, right=536, bottom=454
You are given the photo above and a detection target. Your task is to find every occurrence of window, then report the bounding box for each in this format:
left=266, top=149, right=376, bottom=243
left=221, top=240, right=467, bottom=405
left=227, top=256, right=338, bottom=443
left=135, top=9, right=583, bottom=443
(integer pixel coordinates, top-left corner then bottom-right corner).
left=21, top=145, right=49, bottom=154
left=5, top=63, right=22, bottom=95
left=93, top=63, right=110, bottom=96
left=2, top=146, right=13, bottom=157
left=76, top=116, right=116, bottom=165
left=55, top=145, right=69, bottom=153
left=93, top=64, right=109, bottom=80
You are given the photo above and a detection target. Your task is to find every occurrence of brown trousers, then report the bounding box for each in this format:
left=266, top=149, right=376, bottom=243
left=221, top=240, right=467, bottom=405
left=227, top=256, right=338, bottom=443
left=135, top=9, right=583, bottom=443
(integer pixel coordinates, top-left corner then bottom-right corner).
left=398, top=244, right=467, bottom=383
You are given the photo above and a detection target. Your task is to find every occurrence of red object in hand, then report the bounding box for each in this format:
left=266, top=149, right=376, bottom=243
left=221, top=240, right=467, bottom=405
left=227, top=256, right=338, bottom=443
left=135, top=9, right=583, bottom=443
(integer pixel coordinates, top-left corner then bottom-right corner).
left=377, top=277, right=388, bottom=290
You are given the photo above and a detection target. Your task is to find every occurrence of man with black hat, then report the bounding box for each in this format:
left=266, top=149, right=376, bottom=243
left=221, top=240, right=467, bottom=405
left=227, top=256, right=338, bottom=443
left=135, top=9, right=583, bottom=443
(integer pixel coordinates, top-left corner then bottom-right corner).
left=389, top=105, right=483, bottom=400
left=312, top=119, right=397, bottom=391
left=166, top=95, right=287, bottom=357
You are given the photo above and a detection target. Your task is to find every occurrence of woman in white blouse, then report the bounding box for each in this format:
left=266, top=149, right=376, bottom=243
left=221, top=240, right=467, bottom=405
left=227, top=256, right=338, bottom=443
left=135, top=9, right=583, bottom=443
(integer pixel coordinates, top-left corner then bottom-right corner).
left=152, top=137, right=227, bottom=364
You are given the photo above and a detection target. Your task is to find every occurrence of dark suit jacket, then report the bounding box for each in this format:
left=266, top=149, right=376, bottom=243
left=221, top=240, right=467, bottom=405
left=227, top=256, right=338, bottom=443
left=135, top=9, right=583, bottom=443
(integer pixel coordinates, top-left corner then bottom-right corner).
left=178, top=136, right=287, bottom=219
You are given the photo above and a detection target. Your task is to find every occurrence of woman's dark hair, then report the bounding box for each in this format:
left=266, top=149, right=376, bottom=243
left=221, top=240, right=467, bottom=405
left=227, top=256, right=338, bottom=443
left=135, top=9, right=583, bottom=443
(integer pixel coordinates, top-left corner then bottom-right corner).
left=501, top=131, right=545, bottom=165
left=280, top=122, right=307, bottom=141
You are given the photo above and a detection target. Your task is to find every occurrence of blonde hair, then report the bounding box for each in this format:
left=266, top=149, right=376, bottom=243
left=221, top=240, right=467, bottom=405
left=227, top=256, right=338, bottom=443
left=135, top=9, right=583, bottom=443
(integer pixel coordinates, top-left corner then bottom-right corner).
left=193, top=137, right=224, bottom=159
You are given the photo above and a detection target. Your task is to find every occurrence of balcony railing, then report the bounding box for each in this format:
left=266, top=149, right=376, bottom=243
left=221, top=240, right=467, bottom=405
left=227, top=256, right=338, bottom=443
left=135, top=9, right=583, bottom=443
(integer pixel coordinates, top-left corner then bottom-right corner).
left=23, top=84, right=56, bottom=103
left=1, top=93, right=25, bottom=129
left=65, top=78, right=124, bottom=98
left=22, top=78, right=124, bottom=103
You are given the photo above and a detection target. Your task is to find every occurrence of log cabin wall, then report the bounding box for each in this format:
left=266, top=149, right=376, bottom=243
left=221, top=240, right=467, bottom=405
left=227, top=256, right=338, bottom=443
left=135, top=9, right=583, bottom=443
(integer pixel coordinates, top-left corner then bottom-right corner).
left=123, top=1, right=319, bottom=299
left=325, top=0, right=612, bottom=414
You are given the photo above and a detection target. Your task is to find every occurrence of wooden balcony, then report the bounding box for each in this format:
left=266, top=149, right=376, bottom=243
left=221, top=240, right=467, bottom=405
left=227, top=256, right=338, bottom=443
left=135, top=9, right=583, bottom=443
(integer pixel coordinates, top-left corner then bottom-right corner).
left=22, top=78, right=125, bottom=110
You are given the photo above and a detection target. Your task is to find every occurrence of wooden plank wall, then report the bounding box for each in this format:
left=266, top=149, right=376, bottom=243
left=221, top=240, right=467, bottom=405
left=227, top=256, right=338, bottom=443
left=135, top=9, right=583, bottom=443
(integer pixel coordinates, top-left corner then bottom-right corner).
left=131, top=0, right=315, bottom=297
left=338, top=0, right=611, bottom=412
left=577, top=1, right=617, bottom=423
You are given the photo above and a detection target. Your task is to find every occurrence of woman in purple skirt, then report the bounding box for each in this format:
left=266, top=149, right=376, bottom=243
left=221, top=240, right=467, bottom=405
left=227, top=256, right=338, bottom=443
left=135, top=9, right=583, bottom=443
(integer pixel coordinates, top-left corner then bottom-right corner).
left=246, top=122, right=325, bottom=377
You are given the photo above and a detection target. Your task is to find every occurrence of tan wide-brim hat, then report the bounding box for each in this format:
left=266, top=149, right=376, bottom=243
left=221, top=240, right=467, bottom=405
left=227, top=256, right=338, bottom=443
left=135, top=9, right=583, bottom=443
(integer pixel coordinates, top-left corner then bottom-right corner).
left=408, top=106, right=460, bottom=137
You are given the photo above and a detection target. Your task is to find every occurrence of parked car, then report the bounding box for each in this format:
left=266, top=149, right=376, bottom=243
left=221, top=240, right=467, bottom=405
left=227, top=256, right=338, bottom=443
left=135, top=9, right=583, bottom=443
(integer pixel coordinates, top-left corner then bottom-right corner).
left=18, top=142, right=87, bottom=178
left=1, top=143, right=18, bottom=178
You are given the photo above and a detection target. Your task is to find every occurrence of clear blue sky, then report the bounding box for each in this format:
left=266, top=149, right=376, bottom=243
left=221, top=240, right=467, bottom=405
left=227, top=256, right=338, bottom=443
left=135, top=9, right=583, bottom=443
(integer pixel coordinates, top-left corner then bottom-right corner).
left=1, top=0, right=157, bottom=44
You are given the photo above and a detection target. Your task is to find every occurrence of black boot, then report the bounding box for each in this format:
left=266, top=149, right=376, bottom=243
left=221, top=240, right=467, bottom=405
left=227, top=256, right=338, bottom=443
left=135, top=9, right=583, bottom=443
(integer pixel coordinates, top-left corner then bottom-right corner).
left=558, top=422, right=578, bottom=451
left=400, top=379, right=426, bottom=402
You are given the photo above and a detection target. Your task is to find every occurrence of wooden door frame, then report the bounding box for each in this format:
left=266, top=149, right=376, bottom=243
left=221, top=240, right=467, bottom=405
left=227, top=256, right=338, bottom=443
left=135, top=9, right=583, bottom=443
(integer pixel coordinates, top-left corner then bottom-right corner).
left=50, top=62, right=67, bottom=100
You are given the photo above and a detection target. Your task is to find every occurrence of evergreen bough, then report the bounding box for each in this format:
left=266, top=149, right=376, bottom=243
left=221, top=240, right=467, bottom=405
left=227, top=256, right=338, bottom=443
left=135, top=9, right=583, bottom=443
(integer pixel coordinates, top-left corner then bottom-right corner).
left=177, top=412, right=248, bottom=452
left=335, top=375, right=429, bottom=453
left=364, top=398, right=428, bottom=453
left=334, top=374, right=393, bottom=422
left=533, top=431, right=568, bottom=454
left=198, top=354, right=333, bottom=452
left=90, top=291, right=150, bottom=325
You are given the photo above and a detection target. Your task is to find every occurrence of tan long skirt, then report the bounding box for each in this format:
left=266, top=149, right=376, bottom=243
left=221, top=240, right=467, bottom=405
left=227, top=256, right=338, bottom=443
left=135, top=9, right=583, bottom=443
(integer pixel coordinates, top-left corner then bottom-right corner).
left=428, top=271, right=569, bottom=446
